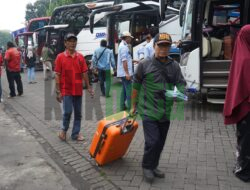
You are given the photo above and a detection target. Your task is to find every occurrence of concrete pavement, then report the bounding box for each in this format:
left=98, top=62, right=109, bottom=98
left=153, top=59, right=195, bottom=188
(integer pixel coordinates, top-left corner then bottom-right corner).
left=0, top=104, right=78, bottom=190
left=1, top=70, right=250, bottom=190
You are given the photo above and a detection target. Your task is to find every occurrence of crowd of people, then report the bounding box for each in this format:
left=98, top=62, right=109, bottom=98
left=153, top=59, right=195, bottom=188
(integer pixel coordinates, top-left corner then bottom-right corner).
left=54, top=31, right=187, bottom=183
left=1, top=26, right=250, bottom=183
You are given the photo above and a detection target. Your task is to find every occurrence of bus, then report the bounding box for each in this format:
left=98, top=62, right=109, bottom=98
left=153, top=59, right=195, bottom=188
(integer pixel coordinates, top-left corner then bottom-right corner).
left=15, top=17, right=50, bottom=70
left=26, top=17, right=50, bottom=32
left=16, top=17, right=50, bottom=47
left=89, top=1, right=181, bottom=62
left=160, top=0, right=250, bottom=103
left=34, top=1, right=114, bottom=60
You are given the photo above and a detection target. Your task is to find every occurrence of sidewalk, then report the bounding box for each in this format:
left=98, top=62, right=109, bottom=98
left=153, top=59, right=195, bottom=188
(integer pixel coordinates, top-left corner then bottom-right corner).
left=0, top=104, right=77, bottom=190
left=1, top=71, right=250, bottom=190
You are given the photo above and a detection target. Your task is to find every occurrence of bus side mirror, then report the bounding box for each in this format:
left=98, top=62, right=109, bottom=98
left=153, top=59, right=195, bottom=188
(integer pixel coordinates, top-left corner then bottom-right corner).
left=160, top=0, right=166, bottom=20
left=90, top=12, right=95, bottom=34
left=179, top=2, right=186, bottom=27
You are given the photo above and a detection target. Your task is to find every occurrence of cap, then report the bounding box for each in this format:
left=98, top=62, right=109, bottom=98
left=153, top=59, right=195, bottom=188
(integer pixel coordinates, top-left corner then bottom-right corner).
left=64, top=33, right=77, bottom=41
left=121, top=31, right=134, bottom=38
left=154, top=33, right=172, bottom=45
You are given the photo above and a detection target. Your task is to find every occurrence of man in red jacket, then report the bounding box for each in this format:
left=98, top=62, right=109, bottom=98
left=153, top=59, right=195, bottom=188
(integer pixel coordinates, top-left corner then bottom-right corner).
left=4, top=41, right=23, bottom=98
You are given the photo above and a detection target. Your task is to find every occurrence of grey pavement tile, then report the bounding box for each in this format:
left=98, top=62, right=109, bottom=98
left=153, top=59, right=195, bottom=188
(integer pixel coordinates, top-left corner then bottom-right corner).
left=130, top=175, right=143, bottom=187
left=68, top=157, right=85, bottom=165
left=123, top=171, right=136, bottom=181
left=196, top=184, right=219, bottom=190
left=139, top=181, right=151, bottom=190
left=121, top=187, right=139, bottom=190
left=80, top=168, right=98, bottom=177
left=65, top=155, right=83, bottom=163
left=103, top=183, right=117, bottom=190
left=114, top=180, right=131, bottom=186
left=2, top=73, right=250, bottom=190
left=108, top=175, right=123, bottom=181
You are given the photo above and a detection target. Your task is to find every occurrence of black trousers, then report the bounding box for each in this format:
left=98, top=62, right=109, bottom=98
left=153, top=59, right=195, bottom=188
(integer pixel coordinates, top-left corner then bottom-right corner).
left=6, top=70, right=23, bottom=97
left=142, top=117, right=170, bottom=170
left=235, top=111, right=250, bottom=182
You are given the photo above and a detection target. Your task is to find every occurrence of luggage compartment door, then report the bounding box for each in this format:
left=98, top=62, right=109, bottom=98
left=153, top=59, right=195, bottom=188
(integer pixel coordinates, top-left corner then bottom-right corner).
left=180, top=47, right=200, bottom=91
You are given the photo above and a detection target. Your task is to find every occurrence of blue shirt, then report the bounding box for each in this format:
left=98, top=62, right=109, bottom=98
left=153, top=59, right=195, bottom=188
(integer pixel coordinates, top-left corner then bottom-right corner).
left=117, top=40, right=133, bottom=77
left=144, top=39, right=154, bottom=59
left=136, top=45, right=145, bottom=60
left=92, top=47, right=115, bottom=70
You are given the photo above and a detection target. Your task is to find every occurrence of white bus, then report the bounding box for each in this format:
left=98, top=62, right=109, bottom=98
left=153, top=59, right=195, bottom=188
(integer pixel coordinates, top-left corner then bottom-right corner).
left=89, top=1, right=182, bottom=62
left=160, top=0, right=250, bottom=103
left=35, top=1, right=114, bottom=60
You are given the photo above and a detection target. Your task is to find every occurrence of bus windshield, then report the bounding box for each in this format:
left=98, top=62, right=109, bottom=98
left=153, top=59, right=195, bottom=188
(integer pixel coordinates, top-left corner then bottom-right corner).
left=50, top=4, right=90, bottom=29
left=28, top=19, right=50, bottom=32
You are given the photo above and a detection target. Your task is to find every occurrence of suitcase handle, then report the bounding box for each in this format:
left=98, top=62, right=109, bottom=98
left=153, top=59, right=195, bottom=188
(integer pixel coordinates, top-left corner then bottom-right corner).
left=120, top=113, right=137, bottom=135
left=92, top=118, right=127, bottom=158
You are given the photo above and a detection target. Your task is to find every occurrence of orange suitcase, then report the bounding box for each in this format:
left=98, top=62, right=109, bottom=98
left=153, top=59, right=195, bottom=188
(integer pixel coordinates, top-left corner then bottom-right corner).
left=89, top=111, right=138, bottom=166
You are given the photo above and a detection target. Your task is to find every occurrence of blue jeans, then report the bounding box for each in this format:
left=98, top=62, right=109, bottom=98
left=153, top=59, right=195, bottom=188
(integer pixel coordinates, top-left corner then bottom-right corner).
left=120, top=77, right=132, bottom=111
left=61, top=96, right=82, bottom=139
left=27, top=67, right=35, bottom=82
left=0, top=77, right=2, bottom=100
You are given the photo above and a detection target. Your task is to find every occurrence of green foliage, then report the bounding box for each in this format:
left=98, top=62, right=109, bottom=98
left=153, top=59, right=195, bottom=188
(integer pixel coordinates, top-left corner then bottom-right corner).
left=25, top=0, right=92, bottom=20
left=0, top=30, right=12, bottom=50
left=46, top=0, right=90, bottom=16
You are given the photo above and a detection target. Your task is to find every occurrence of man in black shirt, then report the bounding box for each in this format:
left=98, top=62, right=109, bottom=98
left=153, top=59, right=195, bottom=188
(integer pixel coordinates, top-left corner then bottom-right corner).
left=131, top=33, right=186, bottom=183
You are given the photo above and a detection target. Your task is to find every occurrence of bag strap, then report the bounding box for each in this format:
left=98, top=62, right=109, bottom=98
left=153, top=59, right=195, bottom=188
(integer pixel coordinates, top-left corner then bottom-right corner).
left=96, top=48, right=107, bottom=64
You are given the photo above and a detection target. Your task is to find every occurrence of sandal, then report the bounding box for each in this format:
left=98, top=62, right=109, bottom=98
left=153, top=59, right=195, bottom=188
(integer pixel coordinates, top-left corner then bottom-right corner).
left=75, top=134, right=84, bottom=141
left=58, top=131, right=66, bottom=141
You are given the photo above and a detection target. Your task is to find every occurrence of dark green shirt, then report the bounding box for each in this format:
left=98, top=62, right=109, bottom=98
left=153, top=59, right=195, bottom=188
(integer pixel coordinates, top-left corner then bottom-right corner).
left=133, top=56, right=186, bottom=121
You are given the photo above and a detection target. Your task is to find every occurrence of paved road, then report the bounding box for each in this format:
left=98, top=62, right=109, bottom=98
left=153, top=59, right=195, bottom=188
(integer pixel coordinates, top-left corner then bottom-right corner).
left=1, top=70, right=250, bottom=190
left=0, top=104, right=77, bottom=190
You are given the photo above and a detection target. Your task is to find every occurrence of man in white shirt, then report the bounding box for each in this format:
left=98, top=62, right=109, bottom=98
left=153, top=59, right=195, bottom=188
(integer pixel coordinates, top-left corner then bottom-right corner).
left=144, top=33, right=154, bottom=59
left=117, top=31, right=134, bottom=111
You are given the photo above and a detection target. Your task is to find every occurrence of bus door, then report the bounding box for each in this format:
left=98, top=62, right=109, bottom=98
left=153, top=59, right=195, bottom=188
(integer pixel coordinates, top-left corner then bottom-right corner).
left=178, top=0, right=201, bottom=93
left=107, top=9, right=159, bottom=59
left=90, top=2, right=159, bottom=60
left=35, top=24, right=69, bottom=58
left=16, top=32, right=34, bottom=64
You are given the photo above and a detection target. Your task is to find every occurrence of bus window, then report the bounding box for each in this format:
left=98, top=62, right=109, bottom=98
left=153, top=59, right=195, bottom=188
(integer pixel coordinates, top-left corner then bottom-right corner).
left=29, top=20, right=49, bottom=32
left=27, top=35, right=33, bottom=47
left=51, top=6, right=89, bottom=30
left=94, top=17, right=107, bottom=28
left=117, top=20, right=130, bottom=37
left=114, top=20, right=130, bottom=54
left=132, top=14, right=159, bottom=46
left=182, top=0, right=194, bottom=40
left=17, top=36, right=25, bottom=47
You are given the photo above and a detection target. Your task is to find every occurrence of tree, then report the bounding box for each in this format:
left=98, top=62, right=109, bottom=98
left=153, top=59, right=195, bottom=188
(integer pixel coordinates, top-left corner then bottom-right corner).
left=46, top=0, right=89, bottom=16
left=0, top=30, right=12, bottom=50
left=25, top=0, right=91, bottom=21
left=25, top=3, right=37, bottom=21
left=34, top=0, right=51, bottom=17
